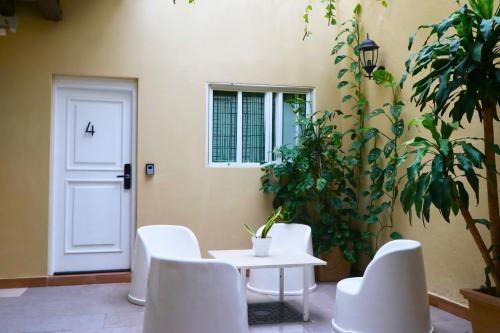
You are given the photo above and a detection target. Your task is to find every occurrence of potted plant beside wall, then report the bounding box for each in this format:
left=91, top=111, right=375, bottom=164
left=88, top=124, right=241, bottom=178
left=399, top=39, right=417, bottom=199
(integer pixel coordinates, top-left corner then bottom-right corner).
left=403, top=1, right=500, bottom=331
left=261, top=110, right=370, bottom=281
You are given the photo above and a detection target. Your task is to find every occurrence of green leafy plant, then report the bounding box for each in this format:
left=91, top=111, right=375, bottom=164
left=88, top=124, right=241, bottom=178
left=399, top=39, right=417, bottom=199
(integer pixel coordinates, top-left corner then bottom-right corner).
left=261, top=110, right=371, bottom=262
left=331, top=6, right=406, bottom=248
left=244, top=206, right=284, bottom=239
left=262, top=5, right=405, bottom=264
left=404, top=0, right=500, bottom=294
left=362, top=69, right=409, bottom=246
left=302, top=0, right=387, bottom=39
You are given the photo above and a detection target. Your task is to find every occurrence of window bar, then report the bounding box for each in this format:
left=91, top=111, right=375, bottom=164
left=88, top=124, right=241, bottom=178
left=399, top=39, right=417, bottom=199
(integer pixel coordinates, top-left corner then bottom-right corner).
left=275, top=92, right=283, bottom=153
left=264, top=92, right=272, bottom=162
left=236, top=91, right=243, bottom=164
left=242, top=92, right=265, bottom=163
left=211, top=91, right=237, bottom=163
left=207, top=88, right=213, bottom=164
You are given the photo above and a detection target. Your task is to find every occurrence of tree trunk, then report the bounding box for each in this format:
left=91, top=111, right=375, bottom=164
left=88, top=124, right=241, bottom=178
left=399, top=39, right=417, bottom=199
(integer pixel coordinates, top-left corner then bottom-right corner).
left=458, top=199, right=500, bottom=290
left=482, top=102, right=500, bottom=292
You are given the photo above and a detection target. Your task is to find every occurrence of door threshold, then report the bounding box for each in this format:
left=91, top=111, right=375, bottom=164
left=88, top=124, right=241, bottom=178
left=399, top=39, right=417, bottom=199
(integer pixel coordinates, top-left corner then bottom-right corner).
left=53, top=269, right=131, bottom=275
left=48, top=271, right=131, bottom=286
left=0, top=271, right=131, bottom=289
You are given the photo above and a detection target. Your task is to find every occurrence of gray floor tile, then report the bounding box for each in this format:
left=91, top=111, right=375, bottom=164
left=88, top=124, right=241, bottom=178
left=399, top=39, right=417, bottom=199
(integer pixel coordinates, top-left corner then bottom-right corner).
left=0, top=282, right=470, bottom=333
left=103, top=311, right=143, bottom=328
left=432, top=320, right=473, bottom=333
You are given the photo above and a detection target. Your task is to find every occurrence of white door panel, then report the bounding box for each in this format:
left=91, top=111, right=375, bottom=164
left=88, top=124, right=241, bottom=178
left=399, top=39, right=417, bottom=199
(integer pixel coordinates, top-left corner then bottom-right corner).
left=65, top=180, right=122, bottom=252
left=51, top=77, right=136, bottom=273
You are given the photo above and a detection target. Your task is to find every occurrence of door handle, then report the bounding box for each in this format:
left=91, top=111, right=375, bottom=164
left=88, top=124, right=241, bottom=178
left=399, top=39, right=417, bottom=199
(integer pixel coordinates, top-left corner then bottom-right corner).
left=116, top=163, right=132, bottom=190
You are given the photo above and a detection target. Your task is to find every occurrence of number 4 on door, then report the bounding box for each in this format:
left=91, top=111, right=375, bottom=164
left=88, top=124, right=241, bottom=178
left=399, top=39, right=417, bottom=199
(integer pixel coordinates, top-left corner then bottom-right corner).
left=85, top=121, right=95, bottom=136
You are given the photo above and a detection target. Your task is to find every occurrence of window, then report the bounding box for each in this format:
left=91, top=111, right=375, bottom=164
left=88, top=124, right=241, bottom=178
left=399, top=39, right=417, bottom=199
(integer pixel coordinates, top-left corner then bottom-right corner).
left=207, top=84, right=313, bottom=167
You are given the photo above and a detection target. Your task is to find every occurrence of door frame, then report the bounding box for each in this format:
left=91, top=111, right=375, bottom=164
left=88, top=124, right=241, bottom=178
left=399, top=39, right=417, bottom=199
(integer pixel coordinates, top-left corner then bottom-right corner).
left=48, top=75, right=138, bottom=275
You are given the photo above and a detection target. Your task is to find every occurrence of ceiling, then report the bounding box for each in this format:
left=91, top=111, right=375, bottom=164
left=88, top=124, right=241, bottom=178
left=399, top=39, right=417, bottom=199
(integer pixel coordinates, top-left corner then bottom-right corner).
left=0, top=0, right=62, bottom=21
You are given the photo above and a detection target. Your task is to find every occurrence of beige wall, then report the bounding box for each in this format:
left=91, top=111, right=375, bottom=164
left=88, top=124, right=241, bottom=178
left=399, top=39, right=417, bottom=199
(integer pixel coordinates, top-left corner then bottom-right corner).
left=337, top=0, right=499, bottom=306
left=0, top=0, right=495, bottom=308
left=0, top=0, right=338, bottom=278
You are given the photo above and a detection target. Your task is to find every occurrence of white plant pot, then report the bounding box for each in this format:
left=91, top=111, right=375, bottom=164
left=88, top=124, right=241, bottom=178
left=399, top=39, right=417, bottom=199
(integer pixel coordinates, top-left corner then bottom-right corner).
left=252, top=236, right=272, bottom=257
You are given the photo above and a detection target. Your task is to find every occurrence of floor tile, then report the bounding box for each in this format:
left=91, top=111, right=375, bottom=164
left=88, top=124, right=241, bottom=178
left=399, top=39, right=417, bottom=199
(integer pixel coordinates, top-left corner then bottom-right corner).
left=0, top=288, right=27, bottom=298
left=432, top=320, right=473, bottom=333
left=0, top=282, right=471, bottom=333
left=103, top=311, right=143, bottom=328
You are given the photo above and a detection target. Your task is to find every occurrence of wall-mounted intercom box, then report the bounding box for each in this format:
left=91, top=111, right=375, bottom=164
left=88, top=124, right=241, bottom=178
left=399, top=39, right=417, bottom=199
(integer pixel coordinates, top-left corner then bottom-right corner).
left=145, top=163, right=155, bottom=176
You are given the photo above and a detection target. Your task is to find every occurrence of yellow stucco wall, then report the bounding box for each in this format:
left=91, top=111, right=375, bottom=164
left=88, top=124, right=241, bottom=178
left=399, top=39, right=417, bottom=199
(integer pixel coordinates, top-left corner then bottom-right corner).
left=337, top=0, right=499, bottom=306
left=0, top=0, right=338, bottom=278
left=0, top=0, right=496, bottom=307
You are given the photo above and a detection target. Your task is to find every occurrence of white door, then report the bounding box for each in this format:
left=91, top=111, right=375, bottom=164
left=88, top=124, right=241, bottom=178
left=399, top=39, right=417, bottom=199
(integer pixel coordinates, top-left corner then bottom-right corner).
left=51, top=77, right=136, bottom=274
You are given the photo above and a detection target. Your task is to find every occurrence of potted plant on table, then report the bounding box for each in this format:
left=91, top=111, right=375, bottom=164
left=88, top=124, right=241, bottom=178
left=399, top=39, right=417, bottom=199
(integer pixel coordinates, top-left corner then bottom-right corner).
left=244, top=206, right=284, bottom=257
left=403, top=1, right=500, bottom=331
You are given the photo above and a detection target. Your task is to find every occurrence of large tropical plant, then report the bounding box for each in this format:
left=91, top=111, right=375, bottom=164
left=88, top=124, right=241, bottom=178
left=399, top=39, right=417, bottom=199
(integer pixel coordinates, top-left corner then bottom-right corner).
left=403, top=0, right=500, bottom=294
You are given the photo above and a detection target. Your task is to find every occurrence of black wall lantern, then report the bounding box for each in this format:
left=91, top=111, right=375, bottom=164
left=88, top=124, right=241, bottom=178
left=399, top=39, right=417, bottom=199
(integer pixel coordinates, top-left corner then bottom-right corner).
left=358, top=34, right=380, bottom=79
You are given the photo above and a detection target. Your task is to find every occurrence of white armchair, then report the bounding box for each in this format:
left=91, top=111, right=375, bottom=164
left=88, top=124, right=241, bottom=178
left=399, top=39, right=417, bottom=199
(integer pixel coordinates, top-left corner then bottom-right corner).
left=247, top=223, right=316, bottom=295
left=143, top=256, right=249, bottom=333
left=332, top=240, right=432, bottom=333
left=127, top=225, right=201, bottom=305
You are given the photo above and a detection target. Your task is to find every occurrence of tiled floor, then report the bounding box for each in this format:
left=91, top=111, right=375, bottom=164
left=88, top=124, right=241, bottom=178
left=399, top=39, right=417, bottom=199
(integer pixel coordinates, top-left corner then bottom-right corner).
left=0, top=283, right=471, bottom=333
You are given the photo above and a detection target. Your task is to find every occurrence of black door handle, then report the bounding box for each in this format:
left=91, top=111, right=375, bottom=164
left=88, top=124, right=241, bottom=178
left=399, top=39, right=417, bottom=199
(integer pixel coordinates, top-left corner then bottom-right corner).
left=117, top=163, right=132, bottom=189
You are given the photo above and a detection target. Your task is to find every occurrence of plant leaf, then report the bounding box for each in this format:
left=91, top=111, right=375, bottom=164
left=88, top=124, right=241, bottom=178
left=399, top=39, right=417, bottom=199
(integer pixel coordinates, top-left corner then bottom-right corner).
left=472, top=42, right=483, bottom=62
left=462, top=143, right=483, bottom=167
left=342, top=95, right=353, bottom=103
left=473, top=219, right=491, bottom=229
left=244, top=224, right=256, bottom=236
left=335, top=55, right=347, bottom=64
left=368, top=147, right=382, bottom=164
left=316, top=177, right=327, bottom=191
left=480, top=18, right=494, bottom=40
left=337, top=81, right=349, bottom=88
left=390, top=231, right=403, bottom=240
left=391, top=119, right=404, bottom=137
left=384, top=140, right=395, bottom=157
left=338, top=68, right=349, bottom=79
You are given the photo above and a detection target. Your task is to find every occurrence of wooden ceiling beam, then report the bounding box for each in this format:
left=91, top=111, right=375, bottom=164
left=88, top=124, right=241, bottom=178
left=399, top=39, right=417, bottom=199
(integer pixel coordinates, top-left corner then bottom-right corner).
left=37, top=0, right=62, bottom=21
left=0, top=0, right=15, bottom=16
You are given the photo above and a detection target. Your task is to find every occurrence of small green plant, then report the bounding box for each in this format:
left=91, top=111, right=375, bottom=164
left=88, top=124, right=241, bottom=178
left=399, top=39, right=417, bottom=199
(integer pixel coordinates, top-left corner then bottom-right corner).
left=244, top=206, right=284, bottom=239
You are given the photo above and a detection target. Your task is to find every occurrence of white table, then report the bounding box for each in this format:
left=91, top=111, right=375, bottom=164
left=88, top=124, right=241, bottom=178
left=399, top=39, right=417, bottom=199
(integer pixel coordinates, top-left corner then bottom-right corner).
left=208, top=249, right=326, bottom=321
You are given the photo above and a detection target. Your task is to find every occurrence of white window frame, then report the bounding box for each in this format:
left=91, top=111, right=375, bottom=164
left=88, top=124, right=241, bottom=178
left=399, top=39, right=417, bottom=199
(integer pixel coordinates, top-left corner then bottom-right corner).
left=206, top=83, right=315, bottom=168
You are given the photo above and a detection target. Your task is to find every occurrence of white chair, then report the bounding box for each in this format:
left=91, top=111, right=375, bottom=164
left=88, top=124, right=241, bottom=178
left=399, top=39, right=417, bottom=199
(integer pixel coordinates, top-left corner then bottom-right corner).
left=143, top=256, right=249, bottom=333
left=127, top=225, right=201, bottom=305
left=332, top=240, right=432, bottom=333
left=247, top=223, right=316, bottom=295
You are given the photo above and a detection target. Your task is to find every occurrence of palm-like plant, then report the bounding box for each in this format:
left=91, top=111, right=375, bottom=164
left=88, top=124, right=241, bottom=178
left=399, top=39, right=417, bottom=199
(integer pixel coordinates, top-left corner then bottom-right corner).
left=403, top=0, right=500, bottom=294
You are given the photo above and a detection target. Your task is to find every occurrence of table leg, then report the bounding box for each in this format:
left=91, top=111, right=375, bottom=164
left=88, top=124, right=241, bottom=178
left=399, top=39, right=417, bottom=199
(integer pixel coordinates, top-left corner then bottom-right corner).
left=240, top=268, right=247, bottom=293
left=279, top=267, right=284, bottom=302
left=302, top=266, right=309, bottom=321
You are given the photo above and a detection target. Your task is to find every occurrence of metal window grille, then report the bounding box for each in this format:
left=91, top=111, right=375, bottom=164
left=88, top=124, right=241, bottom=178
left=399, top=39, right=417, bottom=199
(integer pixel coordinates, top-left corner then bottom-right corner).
left=212, top=91, right=237, bottom=162
left=242, top=92, right=265, bottom=163
left=271, top=93, right=277, bottom=160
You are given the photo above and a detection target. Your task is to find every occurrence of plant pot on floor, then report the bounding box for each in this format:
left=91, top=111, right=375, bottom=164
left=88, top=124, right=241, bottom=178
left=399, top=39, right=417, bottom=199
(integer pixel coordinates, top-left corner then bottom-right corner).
left=252, top=237, right=272, bottom=257
left=460, top=288, right=500, bottom=333
left=315, top=246, right=351, bottom=282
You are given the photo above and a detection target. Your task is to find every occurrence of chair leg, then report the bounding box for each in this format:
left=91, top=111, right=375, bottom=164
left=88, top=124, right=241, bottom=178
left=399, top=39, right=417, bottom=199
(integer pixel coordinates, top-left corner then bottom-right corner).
left=279, top=267, right=284, bottom=302
left=240, top=268, right=247, bottom=294
left=303, top=266, right=310, bottom=321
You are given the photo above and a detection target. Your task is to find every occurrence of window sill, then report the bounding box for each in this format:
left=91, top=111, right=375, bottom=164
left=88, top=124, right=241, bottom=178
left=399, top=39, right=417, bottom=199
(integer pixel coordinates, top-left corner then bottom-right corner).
left=207, top=163, right=265, bottom=169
